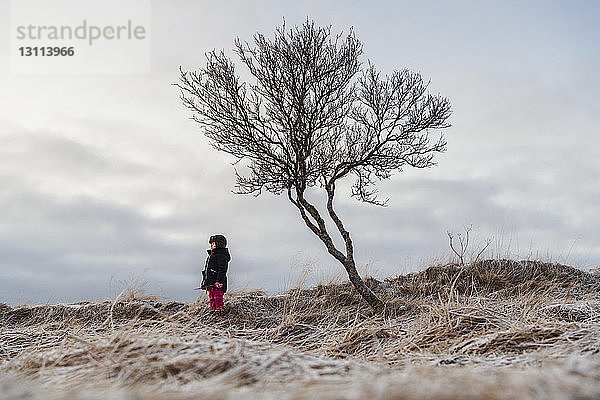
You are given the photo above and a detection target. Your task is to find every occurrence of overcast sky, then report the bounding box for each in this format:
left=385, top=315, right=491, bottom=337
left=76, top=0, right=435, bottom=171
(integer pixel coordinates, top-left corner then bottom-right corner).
left=1, top=1, right=599, bottom=305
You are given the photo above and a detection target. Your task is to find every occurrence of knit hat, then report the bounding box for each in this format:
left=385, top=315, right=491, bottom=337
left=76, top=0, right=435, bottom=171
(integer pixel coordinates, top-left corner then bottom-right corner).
left=209, top=234, right=227, bottom=248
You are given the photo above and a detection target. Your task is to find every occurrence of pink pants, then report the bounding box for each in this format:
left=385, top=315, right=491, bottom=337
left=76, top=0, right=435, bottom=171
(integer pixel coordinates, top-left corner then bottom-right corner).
left=208, top=287, right=224, bottom=311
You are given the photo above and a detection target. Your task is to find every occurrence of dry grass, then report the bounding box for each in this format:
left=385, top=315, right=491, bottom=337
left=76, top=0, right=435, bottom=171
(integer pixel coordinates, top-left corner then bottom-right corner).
left=1, top=259, right=599, bottom=399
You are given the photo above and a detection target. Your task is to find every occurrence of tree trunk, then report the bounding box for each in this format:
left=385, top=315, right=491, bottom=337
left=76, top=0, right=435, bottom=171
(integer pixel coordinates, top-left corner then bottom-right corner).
left=289, top=188, right=384, bottom=311
left=342, top=258, right=384, bottom=311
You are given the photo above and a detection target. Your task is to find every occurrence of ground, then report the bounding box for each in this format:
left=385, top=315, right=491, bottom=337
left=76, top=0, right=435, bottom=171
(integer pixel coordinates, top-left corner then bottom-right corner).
left=1, top=259, right=599, bottom=399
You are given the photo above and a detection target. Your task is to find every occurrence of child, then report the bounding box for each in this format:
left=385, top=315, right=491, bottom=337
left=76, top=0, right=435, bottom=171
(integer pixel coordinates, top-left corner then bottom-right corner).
left=200, top=234, right=230, bottom=312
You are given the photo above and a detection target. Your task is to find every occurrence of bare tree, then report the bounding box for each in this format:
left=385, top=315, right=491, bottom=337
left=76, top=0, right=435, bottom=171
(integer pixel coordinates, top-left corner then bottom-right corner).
left=177, top=20, right=452, bottom=310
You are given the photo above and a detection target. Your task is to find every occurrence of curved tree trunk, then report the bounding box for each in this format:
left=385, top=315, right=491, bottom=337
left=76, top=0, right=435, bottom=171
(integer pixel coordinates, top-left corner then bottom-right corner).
left=342, top=258, right=384, bottom=311
left=288, top=187, right=384, bottom=311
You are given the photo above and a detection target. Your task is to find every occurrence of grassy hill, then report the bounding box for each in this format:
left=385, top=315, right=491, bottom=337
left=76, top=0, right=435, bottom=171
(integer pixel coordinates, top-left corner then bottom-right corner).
left=1, top=259, right=600, bottom=399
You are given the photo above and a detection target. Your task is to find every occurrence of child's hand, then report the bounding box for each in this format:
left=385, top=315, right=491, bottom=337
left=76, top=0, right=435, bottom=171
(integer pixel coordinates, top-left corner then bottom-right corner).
left=214, top=282, right=223, bottom=289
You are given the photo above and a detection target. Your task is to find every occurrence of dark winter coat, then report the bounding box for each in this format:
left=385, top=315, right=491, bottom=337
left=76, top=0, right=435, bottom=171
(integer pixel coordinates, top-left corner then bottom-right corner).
left=200, top=247, right=231, bottom=293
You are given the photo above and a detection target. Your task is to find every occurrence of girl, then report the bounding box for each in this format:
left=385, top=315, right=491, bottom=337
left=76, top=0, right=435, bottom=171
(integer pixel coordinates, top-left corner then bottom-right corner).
left=200, top=234, right=230, bottom=312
